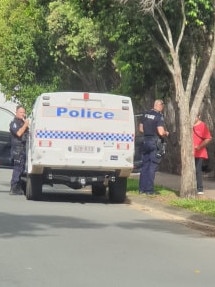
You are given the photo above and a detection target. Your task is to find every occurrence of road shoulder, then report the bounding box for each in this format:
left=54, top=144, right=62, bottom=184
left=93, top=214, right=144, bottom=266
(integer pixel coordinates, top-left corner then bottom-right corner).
left=127, top=194, right=215, bottom=236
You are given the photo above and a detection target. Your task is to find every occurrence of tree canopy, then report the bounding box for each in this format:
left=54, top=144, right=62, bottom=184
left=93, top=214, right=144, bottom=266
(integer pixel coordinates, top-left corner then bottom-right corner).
left=118, top=0, right=215, bottom=197
left=0, top=0, right=170, bottom=107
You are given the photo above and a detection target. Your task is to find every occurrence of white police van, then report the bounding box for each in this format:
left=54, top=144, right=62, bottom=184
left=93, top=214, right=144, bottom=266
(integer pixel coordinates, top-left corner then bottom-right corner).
left=26, top=92, right=135, bottom=203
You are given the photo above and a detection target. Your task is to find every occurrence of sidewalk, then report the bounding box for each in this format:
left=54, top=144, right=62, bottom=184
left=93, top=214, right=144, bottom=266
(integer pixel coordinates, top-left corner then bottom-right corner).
left=154, top=171, right=215, bottom=200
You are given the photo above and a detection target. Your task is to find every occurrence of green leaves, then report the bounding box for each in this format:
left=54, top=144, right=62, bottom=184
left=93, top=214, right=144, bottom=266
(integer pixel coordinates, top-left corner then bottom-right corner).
left=0, top=0, right=57, bottom=109
left=0, top=0, right=214, bottom=113
left=185, top=0, right=213, bottom=27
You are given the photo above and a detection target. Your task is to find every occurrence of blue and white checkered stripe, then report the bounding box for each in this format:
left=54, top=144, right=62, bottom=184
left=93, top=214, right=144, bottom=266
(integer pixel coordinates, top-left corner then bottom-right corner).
left=36, top=130, right=134, bottom=142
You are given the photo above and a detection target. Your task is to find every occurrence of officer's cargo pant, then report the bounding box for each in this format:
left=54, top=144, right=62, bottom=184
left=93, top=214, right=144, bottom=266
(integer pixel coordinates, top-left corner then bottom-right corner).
left=139, top=139, right=161, bottom=193
left=11, top=146, right=26, bottom=187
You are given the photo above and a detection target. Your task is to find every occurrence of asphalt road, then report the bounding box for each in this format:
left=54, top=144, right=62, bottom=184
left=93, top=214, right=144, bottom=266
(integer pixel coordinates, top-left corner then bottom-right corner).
left=0, top=169, right=215, bottom=287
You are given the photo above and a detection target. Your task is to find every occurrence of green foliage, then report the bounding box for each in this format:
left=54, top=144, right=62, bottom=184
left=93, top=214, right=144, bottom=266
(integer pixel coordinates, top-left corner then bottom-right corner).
left=185, top=0, right=213, bottom=27
left=14, top=79, right=59, bottom=114
left=171, top=198, right=215, bottom=217
left=0, top=0, right=175, bottom=108
left=46, top=0, right=167, bottom=96
left=0, top=0, right=214, bottom=114
left=0, top=1, right=37, bottom=88
left=47, top=0, right=114, bottom=91
left=184, top=0, right=214, bottom=62
left=128, top=178, right=215, bottom=217
left=0, top=0, right=57, bottom=109
left=127, top=178, right=175, bottom=196
left=127, top=178, right=139, bottom=192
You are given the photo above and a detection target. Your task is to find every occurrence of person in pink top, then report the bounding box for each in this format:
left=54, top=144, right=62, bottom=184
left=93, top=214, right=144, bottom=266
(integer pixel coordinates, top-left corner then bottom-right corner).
left=193, top=115, right=212, bottom=194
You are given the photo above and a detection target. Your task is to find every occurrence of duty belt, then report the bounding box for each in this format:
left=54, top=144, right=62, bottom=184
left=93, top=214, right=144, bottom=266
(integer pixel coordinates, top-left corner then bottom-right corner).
left=143, top=135, right=158, bottom=140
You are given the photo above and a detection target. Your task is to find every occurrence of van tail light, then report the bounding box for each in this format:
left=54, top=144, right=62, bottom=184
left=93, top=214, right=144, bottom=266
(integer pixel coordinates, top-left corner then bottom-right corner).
left=117, top=143, right=129, bottom=150
left=39, top=140, right=52, bottom=147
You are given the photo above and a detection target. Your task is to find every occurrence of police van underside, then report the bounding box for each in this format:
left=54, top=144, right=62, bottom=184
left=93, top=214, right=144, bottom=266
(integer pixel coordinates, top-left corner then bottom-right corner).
left=26, top=165, right=132, bottom=203
left=25, top=92, right=135, bottom=203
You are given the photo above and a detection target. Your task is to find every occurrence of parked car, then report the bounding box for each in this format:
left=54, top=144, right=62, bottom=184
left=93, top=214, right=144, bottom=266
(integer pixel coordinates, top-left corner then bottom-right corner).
left=0, top=106, right=15, bottom=168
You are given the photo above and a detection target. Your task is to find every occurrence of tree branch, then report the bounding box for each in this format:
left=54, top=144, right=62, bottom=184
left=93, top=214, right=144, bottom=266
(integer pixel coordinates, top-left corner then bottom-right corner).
left=151, top=35, right=174, bottom=74
left=190, top=3, right=215, bottom=119
left=118, top=0, right=164, bottom=15
left=155, top=6, right=174, bottom=49
left=175, top=0, right=186, bottom=54
left=185, top=54, right=197, bottom=102
left=59, top=60, right=81, bottom=79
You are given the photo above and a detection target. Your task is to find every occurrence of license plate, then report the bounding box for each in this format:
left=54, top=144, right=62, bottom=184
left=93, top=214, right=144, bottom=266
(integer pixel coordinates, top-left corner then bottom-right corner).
left=74, top=145, right=95, bottom=153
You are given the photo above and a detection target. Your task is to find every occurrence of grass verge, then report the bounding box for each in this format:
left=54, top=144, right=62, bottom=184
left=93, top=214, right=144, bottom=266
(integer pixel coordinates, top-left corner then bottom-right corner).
left=127, top=178, right=215, bottom=217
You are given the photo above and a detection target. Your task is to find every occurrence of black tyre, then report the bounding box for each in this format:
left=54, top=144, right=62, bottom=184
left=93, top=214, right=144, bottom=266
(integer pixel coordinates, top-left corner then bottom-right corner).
left=26, top=174, right=42, bottom=201
left=108, top=177, right=127, bottom=203
left=92, top=182, right=106, bottom=196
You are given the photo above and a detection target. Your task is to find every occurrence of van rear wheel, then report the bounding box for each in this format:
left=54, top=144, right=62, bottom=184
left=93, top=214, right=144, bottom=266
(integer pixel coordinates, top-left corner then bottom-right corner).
left=92, top=183, right=106, bottom=196
left=108, top=177, right=127, bottom=203
left=26, top=174, right=42, bottom=201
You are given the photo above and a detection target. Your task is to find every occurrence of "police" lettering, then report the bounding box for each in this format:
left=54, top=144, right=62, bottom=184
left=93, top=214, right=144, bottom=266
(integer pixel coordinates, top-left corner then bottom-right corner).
left=56, top=107, right=114, bottom=119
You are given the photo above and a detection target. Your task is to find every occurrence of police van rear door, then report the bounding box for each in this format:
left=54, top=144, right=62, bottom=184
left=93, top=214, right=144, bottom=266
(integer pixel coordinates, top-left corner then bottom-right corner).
left=33, top=92, right=134, bottom=170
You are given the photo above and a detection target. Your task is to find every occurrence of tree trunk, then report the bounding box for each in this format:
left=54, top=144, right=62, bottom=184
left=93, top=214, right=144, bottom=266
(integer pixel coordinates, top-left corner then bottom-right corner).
left=172, top=55, right=197, bottom=198
left=179, top=100, right=196, bottom=197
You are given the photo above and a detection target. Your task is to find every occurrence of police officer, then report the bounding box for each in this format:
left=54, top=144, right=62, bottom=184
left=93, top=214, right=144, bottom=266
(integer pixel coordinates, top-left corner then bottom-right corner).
left=9, top=105, right=29, bottom=195
left=139, top=99, right=169, bottom=194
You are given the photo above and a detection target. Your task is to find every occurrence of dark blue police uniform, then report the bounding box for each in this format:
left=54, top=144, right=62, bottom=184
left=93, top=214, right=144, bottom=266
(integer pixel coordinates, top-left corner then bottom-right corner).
left=10, top=117, right=28, bottom=193
left=139, top=109, right=165, bottom=194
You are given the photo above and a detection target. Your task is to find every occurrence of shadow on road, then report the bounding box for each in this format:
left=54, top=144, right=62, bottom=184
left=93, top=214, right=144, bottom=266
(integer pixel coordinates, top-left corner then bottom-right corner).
left=41, top=191, right=109, bottom=204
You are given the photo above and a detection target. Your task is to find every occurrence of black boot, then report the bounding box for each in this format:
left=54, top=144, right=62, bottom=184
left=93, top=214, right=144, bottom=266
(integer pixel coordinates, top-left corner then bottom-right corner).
left=9, top=184, right=24, bottom=195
